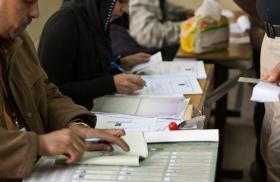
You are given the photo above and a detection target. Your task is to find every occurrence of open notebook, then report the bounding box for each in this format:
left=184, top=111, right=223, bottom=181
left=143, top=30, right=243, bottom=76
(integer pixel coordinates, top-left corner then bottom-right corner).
left=56, top=132, right=148, bottom=166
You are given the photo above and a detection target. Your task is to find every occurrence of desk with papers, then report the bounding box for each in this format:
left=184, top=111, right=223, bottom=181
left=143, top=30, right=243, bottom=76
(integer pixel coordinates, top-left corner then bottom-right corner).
left=25, top=130, right=219, bottom=182
left=25, top=54, right=217, bottom=182
left=177, top=43, right=252, bottom=180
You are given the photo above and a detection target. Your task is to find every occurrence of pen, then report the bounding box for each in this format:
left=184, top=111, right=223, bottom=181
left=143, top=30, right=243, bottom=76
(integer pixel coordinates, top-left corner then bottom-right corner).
left=111, top=62, right=130, bottom=74
left=144, top=81, right=147, bottom=87
left=84, top=137, right=104, bottom=143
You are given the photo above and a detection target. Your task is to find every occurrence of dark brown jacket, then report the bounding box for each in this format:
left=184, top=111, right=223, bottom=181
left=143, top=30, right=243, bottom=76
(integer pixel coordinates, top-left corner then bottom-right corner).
left=0, top=32, right=96, bottom=180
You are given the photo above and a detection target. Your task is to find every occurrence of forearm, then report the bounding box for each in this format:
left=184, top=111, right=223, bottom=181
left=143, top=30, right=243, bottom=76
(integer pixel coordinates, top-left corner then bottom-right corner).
left=130, top=6, right=181, bottom=48
left=165, top=2, right=193, bottom=21
left=0, top=129, right=39, bottom=179
left=129, top=0, right=181, bottom=48
left=45, top=82, right=97, bottom=131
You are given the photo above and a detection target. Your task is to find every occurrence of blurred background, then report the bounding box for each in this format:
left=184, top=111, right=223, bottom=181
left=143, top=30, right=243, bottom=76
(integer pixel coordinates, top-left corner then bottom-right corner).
left=27, top=0, right=240, bottom=44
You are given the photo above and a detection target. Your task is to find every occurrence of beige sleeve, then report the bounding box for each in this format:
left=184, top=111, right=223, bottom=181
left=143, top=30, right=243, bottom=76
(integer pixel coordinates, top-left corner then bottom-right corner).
left=129, top=0, right=181, bottom=49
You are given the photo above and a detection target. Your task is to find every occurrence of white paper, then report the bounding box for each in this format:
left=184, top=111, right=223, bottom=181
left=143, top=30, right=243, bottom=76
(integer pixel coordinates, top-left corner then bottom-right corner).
left=138, top=59, right=207, bottom=80
left=145, top=129, right=219, bottom=143
left=221, top=9, right=234, bottom=18
left=230, top=23, right=243, bottom=34
left=237, top=15, right=250, bottom=32
left=251, top=81, right=280, bottom=102
left=137, top=74, right=203, bottom=96
left=57, top=132, right=148, bottom=167
left=92, top=96, right=189, bottom=118
left=130, top=52, right=162, bottom=73
left=95, top=113, right=182, bottom=132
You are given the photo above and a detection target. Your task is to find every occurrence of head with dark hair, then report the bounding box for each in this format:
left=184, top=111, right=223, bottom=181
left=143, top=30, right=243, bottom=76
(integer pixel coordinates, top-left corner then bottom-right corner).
left=62, top=0, right=128, bottom=60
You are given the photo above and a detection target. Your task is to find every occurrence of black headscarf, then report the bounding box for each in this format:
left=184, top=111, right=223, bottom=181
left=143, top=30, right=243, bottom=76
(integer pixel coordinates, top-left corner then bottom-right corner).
left=62, top=0, right=116, bottom=62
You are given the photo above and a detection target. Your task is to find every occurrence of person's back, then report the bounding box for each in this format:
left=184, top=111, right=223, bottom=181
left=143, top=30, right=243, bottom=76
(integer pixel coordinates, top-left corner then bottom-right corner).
left=39, top=0, right=145, bottom=110
left=129, top=0, right=193, bottom=49
left=39, top=7, right=116, bottom=109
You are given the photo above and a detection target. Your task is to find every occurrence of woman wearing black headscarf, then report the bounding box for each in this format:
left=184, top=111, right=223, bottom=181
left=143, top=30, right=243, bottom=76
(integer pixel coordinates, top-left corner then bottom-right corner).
left=38, top=0, right=149, bottom=110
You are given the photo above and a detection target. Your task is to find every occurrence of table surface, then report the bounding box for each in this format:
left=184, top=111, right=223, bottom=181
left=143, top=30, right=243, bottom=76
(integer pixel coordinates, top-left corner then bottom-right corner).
left=184, top=64, right=215, bottom=127
left=177, top=44, right=252, bottom=61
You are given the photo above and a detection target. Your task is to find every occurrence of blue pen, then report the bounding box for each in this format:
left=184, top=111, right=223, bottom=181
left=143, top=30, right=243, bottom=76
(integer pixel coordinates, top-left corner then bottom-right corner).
left=111, top=62, right=130, bottom=74
left=84, top=137, right=104, bottom=143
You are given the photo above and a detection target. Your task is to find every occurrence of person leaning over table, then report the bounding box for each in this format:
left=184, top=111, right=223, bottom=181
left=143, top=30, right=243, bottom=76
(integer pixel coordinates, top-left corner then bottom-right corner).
left=38, top=0, right=150, bottom=110
left=0, top=0, right=129, bottom=181
left=256, top=0, right=280, bottom=181
left=128, top=0, right=194, bottom=60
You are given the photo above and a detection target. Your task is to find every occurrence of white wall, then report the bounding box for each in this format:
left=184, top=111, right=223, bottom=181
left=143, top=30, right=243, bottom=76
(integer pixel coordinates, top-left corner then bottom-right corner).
left=27, top=1, right=62, bottom=43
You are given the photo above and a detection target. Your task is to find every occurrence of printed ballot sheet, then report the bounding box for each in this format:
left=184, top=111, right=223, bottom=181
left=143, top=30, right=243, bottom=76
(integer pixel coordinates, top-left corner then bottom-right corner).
left=139, top=59, right=207, bottom=79
left=137, top=74, right=203, bottom=96
left=92, top=96, right=189, bottom=118
left=25, top=142, right=218, bottom=182
left=251, top=81, right=280, bottom=102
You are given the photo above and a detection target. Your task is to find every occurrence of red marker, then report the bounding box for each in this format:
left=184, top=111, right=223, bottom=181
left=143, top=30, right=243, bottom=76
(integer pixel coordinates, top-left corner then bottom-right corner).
left=168, top=122, right=178, bottom=131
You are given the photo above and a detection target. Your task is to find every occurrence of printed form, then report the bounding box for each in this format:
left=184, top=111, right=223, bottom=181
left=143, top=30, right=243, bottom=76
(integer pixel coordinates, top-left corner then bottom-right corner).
left=139, top=59, right=207, bottom=80
left=137, top=74, right=203, bottom=96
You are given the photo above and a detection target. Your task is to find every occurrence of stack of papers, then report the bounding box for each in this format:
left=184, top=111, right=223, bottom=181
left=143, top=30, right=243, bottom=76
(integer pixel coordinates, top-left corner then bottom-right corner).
left=145, top=129, right=219, bottom=143
left=92, top=96, right=189, bottom=118
left=251, top=81, right=280, bottom=102
left=95, top=113, right=182, bottom=132
left=138, top=59, right=207, bottom=79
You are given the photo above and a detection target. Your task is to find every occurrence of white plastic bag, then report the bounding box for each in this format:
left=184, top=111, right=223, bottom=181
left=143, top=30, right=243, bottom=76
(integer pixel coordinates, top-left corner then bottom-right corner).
left=195, top=0, right=223, bottom=20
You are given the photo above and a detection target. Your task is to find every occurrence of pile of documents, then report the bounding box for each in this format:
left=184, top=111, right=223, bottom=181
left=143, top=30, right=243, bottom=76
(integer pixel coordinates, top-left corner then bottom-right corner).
left=24, top=52, right=216, bottom=182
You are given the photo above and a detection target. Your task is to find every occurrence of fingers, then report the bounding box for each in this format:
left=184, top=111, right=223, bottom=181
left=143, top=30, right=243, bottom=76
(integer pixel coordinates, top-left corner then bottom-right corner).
left=120, top=53, right=151, bottom=69
left=64, top=131, right=87, bottom=164
left=134, top=53, right=150, bottom=63
left=114, top=74, right=145, bottom=94
left=64, top=144, right=84, bottom=164
left=262, top=64, right=280, bottom=83
left=86, top=142, right=113, bottom=152
left=85, top=129, right=129, bottom=152
left=125, top=75, right=145, bottom=92
left=100, top=129, right=125, bottom=137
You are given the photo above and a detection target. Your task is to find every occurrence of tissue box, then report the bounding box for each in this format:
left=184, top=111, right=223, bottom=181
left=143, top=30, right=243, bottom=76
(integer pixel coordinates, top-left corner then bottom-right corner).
left=181, top=15, right=229, bottom=54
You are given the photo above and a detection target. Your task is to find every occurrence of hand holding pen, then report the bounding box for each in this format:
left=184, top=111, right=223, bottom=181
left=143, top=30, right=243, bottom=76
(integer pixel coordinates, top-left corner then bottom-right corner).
left=38, top=127, right=129, bottom=165
left=113, top=74, right=146, bottom=94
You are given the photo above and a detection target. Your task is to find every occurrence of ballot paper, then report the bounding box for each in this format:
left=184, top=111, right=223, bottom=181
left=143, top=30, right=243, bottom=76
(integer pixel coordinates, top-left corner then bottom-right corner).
left=130, top=52, right=162, bottom=73
left=138, top=59, right=207, bottom=80
left=251, top=81, right=280, bottom=102
left=25, top=138, right=218, bottom=182
left=92, top=96, right=189, bottom=119
left=145, top=129, right=219, bottom=143
left=95, top=113, right=182, bottom=132
left=137, top=74, right=203, bottom=96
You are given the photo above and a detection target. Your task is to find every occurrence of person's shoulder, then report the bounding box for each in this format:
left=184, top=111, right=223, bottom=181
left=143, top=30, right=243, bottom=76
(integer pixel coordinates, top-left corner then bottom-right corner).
left=46, top=8, right=78, bottom=28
